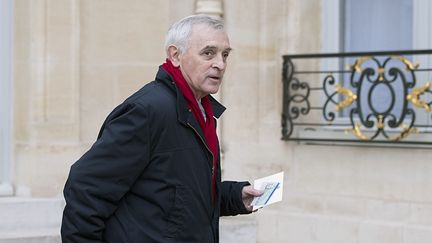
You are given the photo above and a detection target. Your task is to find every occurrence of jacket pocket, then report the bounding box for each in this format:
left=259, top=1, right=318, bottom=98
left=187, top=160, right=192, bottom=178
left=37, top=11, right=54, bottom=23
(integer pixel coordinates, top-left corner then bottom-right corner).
left=164, top=185, right=189, bottom=238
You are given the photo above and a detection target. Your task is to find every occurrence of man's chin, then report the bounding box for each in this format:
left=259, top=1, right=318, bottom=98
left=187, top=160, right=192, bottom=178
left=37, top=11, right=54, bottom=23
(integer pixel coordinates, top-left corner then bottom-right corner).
left=209, top=87, right=220, bottom=95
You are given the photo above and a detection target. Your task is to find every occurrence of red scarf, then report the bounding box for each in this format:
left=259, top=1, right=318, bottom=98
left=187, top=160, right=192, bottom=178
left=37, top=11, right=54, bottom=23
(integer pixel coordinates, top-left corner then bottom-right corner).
left=161, top=59, right=219, bottom=202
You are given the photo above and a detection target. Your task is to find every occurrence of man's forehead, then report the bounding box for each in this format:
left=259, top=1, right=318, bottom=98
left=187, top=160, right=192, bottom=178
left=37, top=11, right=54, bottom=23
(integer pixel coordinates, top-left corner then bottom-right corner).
left=191, top=24, right=228, bottom=37
left=190, top=25, right=230, bottom=49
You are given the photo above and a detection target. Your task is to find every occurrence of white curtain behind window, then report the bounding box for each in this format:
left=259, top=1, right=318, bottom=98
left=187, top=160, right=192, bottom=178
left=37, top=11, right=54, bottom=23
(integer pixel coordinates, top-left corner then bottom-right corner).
left=344, top=0, right=413, bottom=52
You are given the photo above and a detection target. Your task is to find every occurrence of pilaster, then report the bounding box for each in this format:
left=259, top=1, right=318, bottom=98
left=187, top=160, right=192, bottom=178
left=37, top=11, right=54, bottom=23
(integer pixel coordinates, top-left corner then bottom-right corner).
left=0, top=0, right=14, bottom=196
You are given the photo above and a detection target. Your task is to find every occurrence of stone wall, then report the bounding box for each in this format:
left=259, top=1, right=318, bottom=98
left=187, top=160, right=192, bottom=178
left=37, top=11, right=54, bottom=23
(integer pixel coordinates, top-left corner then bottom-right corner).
left=12, top=0, right=194, bottom=197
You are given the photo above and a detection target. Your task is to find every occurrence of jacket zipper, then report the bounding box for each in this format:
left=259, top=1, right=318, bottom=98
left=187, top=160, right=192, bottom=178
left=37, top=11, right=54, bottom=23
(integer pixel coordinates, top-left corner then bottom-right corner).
left=187, top=123, right=216, bottom=201
left=187, top=123, right=215, bottom=174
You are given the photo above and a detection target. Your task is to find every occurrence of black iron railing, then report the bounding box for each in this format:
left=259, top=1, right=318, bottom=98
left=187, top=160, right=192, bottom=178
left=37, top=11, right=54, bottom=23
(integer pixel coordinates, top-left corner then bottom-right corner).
left=282, top=50, right=432, bottom=147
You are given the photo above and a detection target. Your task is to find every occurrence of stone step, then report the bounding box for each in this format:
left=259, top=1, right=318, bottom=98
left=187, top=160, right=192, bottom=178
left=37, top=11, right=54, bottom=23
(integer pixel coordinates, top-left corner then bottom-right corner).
left=0, top=197, right=64, bottom=243
left=0, top=229, right=60, bottom=243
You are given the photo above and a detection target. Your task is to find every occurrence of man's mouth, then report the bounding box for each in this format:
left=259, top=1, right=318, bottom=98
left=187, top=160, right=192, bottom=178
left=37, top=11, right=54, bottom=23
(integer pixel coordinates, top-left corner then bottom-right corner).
left=208, top=75, right=221, bottom=81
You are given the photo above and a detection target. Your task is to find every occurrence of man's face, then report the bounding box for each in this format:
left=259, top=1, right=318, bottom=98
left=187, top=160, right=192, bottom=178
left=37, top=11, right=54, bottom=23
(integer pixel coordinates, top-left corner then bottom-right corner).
left=177, top=24, right=231, bottom=99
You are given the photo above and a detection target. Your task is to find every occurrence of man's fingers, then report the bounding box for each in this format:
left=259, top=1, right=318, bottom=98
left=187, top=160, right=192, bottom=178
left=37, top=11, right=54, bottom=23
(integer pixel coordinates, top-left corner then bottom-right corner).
left=249, top=188, right=264, bottom=196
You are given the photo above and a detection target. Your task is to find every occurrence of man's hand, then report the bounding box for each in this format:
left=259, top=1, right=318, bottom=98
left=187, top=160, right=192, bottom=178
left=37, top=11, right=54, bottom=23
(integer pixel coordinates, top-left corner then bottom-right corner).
left=241, top=185, right=263, bottom=212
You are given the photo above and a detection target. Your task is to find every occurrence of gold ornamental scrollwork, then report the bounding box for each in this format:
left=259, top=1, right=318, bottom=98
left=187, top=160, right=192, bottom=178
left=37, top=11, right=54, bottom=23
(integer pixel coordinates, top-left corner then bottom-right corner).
left=335, top=84, right=357, bottom=112
left=349, top=55, right=419, bottom=81
left=389, top=125, right=418, bottom=142
left=348, top=56, right=388, bottom=81
left=348, top=56, right=371, bottom=73
left=345, top=122, right=418, bottom=141
left=391, top=55, right=420, bottom=71
left=377, top=68, right=385, bottom=81
left=376, top=115, right=385, bottom=129
left=345, top=124, right=370, bottom=141
left=406, top=82, right=432, bottom=112
left=342, top=55, right=424, bottom=142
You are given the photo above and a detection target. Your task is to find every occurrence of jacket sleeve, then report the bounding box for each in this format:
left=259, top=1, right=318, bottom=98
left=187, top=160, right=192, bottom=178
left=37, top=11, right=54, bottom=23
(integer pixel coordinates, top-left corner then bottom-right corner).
left=219, top=181, right=251, bottom=216
left=61, top=102, right=151, bottom=243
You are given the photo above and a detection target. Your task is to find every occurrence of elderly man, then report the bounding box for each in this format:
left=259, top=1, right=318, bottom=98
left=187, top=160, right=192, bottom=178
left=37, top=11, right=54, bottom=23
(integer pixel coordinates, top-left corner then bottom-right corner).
left=61, top=15, right=262, bottom=242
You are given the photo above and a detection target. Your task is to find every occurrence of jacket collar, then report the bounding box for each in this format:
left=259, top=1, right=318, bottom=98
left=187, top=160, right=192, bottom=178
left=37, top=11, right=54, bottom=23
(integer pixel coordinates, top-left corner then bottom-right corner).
left=155, top=67, right=226, bottom=125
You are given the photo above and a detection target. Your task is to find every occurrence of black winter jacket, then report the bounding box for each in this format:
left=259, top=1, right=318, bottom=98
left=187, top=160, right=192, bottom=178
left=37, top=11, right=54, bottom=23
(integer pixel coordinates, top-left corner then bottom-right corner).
left=61, top=68, right=250, bottom=243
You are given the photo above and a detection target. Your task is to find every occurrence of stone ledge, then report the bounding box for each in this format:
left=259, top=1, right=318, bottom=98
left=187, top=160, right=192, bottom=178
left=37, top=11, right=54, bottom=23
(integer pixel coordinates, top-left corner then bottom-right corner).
left=0, top=235, right=60, bottom=243
left=0, top=197, right=64, bottom=234
left=0, top=228, right=60, bottom=242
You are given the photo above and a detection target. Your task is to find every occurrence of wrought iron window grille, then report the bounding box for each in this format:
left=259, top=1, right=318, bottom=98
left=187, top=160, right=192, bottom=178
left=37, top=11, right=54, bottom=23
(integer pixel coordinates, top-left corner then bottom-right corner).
left=282, top=50, right=432, bottom=147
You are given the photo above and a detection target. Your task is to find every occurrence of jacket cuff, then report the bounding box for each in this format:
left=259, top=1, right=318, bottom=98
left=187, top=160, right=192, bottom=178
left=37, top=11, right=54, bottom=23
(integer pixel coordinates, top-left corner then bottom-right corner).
left=220, top=180, right=252, bottom=216
left=235, top=181, right=252, bottom=214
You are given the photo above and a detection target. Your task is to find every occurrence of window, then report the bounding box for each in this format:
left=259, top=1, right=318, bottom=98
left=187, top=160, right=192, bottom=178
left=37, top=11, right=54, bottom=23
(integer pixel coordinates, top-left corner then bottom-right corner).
left=343, top=0, right=413, bottom=52
left=321, top=0, right=431, bottom=52
left=321, top=0, right=432, bottom=126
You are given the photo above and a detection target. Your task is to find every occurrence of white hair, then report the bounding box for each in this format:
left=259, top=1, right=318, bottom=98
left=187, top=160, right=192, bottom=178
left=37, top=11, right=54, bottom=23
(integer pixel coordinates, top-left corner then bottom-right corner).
left=165, top=15, right=224, bottom=54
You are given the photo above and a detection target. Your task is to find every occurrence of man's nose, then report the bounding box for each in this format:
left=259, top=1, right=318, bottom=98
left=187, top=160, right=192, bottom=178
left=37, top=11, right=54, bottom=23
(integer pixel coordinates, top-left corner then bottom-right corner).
left=212, top=54, right=226, bottom=70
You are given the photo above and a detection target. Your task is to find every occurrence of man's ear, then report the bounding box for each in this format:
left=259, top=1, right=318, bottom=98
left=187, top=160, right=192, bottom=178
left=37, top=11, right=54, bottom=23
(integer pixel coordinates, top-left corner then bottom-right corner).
left=167, top=45, right=181, bottom=67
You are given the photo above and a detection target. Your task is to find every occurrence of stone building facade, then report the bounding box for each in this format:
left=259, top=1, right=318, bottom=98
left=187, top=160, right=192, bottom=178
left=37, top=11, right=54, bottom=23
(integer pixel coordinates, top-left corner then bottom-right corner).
left=1, top=0, right=432, bottom=242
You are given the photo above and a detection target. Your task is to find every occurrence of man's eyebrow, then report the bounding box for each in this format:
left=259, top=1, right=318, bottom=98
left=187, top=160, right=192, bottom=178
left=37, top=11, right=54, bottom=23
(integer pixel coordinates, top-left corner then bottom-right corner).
left=200, top=45, right=233, bottom=52
left=201, top=45, right=217, bottom=51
